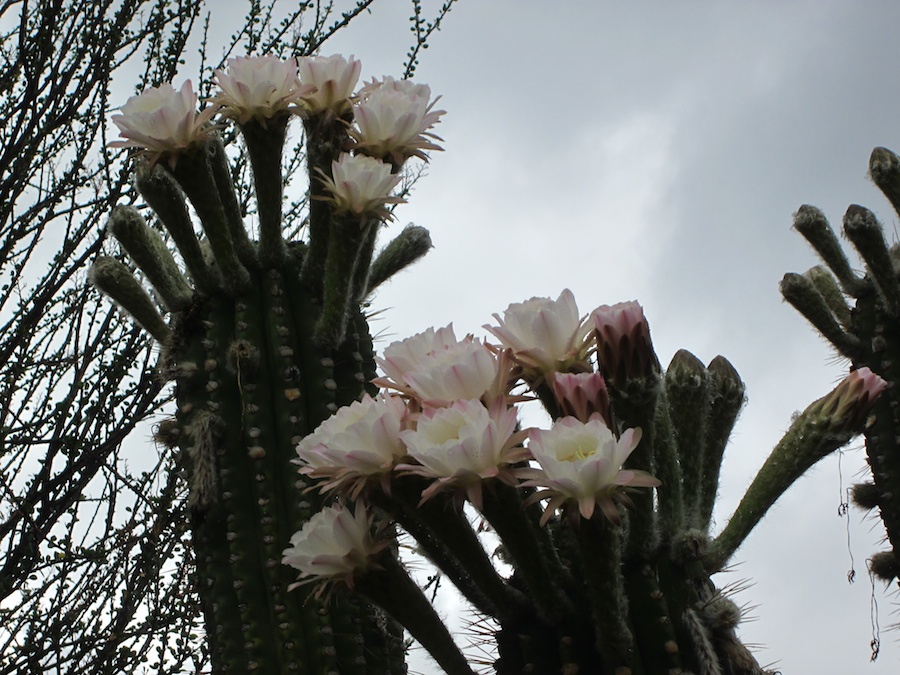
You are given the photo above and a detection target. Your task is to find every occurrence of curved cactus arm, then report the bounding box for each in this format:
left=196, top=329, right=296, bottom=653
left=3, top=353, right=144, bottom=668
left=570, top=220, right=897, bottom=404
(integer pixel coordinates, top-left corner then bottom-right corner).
left=706, top=375, right=869, bottom=573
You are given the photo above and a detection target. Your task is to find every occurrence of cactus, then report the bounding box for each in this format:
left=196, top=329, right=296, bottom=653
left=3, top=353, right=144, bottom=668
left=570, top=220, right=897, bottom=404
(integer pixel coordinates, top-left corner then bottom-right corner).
left=93, top=57, right=440, bottom=673
left=783, top=145, right=900, bottom=586
left=95, top=55, right=887, bottom=675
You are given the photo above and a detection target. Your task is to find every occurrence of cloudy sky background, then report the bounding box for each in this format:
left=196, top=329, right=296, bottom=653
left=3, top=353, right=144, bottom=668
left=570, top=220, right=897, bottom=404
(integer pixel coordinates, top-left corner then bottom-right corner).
left=311, top=2, right=900, bottom=673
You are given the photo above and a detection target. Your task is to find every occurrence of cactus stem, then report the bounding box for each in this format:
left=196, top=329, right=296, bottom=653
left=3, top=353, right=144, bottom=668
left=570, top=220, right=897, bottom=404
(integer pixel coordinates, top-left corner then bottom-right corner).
left=168, top=143, right=250, bottom=292
left=707, top=380, right=860, bottom=572
left=575, top=517, right=633, bottom=673
left=108, top=205, right=194, bottom=311
left=134, top=162, right=221, bottom=295
left=241, top=117, right=289, bottom=268
left=869, top=146, right=900, bottom=220
left=792, top=205, right=866, bottom=296
left=355, top=552, right=477, bottom=675
left=88, top=256, right=171, bottom=342
left=843, top=205, right=900, bottom=317
left=780, top=272, right=862, bottom=359
left=366, top=223, right=433, bottom=297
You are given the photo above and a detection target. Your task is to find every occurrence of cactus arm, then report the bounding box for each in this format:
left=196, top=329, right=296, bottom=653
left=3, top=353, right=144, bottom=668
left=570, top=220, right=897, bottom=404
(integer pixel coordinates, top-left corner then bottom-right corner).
left=88, top=257, right=171, bottom=343
left=107, top=205, right=193, bottom=311
left=356, top=550, right=476, bottom=675
left=698, top=356, right=745, bottom=532
left=706, top=383, right=858, bottom=572
left=134, top=162, right=221, bottom=295
left=792, top=205, right=866, bottom=296
left=168, top=145, right=251, bottom=292
left=207, top=135, right=257, bottom=267
left=240, top=117, right=289, bottom=268
left=665, top=349, right=713, bottom=530
left=780, top=272, right=863, bottom=359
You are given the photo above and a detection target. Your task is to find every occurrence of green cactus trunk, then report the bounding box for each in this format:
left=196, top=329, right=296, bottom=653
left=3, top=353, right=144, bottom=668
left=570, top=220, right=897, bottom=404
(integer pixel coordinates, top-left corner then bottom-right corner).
left=92, top=94, right=427, bottom=667
left=164, top=248, right=404, bottom=673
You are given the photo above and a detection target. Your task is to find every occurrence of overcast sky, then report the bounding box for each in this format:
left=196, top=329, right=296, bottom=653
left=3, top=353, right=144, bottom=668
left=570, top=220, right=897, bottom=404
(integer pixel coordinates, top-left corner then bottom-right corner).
left=310, top=3, right=900, bottom=673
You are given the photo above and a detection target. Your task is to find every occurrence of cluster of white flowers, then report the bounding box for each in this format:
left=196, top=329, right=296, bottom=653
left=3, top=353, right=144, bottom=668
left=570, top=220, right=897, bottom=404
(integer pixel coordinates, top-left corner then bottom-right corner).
left=111, top=53, right=443, bottom=216
left=285, top=290, right=663, bottom=585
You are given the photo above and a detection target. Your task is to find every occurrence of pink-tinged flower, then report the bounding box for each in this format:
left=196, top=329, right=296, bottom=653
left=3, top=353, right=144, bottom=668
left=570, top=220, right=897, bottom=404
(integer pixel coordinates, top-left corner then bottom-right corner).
left=294, top=393, right=408, bottom=498
left=110, top=80, right=217, bottom=163
left=485, top=289, right=592, bottom=379
left=350, top=77, right=444, bottom=164
left=552, top=371, right=612, bottom=426
left=297, top=53, right=362, bottom=115
left=282, top=502, right=388, bottom=596
left=397, top=400, right=530, bottom=509
left=819, top=366, right=887, bottom=431
left=376, top=324, right=459, bottom=390
left=401, top=338, right=500, bottom=406
left=592, top=300, right=661, bottom=386
left=212, top=55, right=310, bottom=123
left=518, top=416, right=659, bottom=526
left=317, top=153, right=405, bottom=220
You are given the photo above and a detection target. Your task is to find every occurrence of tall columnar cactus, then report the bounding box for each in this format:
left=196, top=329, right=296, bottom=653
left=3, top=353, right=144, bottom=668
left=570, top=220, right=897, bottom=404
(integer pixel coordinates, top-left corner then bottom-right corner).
left=93, top=55, right=440, bottom=673
left=783, top=145, right=900, bottom=586
left=95, top=54, right=888, bottom=675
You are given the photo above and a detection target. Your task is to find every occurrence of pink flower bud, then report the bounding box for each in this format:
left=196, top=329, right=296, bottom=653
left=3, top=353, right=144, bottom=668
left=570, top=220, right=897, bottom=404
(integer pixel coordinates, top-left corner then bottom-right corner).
left=592, top=300, right=660, bottom=385
left=551, top=371, right=612, bottom=426
left=823, top=366, right=887, bottom=431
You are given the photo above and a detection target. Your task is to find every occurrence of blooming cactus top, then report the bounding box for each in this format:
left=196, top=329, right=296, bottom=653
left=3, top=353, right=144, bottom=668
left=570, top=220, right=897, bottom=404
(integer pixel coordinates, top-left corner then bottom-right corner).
left=281, top=502, right=386, bottom=594
left=212, top=55, right=311, bottom=123
left=351, top=76, right=444, bottom=164
left=485, top=288, right=592, bottom=377
left=110, top=80, right=217, bottom=163
left=519, top=416, right=659, bottom=525
left=296, top=53, right=362, bottom=115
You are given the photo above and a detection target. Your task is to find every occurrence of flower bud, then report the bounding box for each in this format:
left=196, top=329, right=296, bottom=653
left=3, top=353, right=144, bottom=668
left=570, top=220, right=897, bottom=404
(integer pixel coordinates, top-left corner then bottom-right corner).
left=819, top=366, right=887, bottom=432
left=592, top=300, right=660, bottom=386
left=551, top=371, right=612, bottom=426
